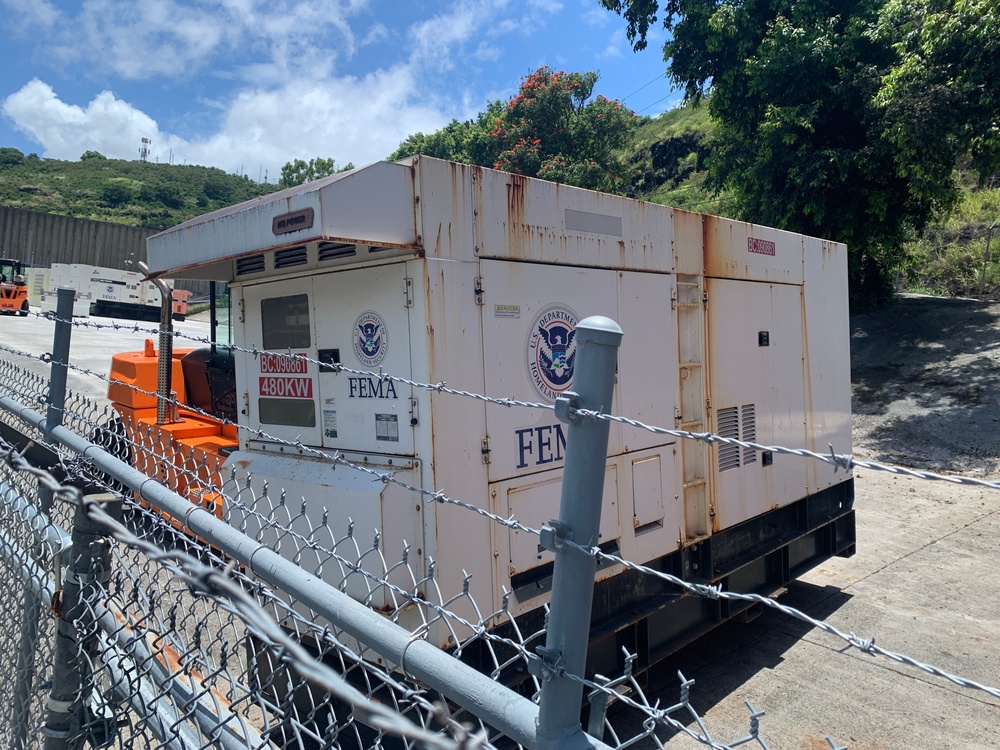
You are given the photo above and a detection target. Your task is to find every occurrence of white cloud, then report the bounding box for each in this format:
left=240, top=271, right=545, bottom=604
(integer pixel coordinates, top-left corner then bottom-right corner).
left=2, top=0, right=59, bottom=26
left=1, top=72, right=450, bottom=178
left=2, top=79, right=166, bottom=160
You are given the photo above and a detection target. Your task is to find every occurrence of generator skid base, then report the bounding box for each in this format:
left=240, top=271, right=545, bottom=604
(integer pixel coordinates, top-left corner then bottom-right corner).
left=124, top=155, right=856, bottom=681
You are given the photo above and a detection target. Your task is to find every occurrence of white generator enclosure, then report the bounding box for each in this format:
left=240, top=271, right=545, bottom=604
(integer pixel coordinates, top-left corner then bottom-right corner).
left=146, top=156, right=855, bottom=673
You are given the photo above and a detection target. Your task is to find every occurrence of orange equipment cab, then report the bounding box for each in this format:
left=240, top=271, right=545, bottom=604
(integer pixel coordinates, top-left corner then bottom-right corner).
left=108, top=337, right=239, bottom=521
left=0, top=258, right=29, bottom=316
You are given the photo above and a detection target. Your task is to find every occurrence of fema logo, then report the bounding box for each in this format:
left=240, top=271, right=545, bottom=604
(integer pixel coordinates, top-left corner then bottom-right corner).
left=528, top=306, right=578, bottom=400
left=353, top=311, right=388, bottom=367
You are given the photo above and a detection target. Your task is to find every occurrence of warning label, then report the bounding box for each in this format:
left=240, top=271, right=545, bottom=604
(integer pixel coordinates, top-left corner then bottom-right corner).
left=323, top=409, right=338, bottom=438
left=375, top=413, right=399, bottom=442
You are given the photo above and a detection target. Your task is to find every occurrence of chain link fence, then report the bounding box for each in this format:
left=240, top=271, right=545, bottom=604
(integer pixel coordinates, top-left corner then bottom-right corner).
left=1, top=303, right=998, bottom=750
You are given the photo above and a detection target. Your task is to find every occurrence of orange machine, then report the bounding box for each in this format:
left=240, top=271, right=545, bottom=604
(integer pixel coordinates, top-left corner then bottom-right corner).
left=0, top=258, right=29, bottom=316
left=108, top=338, right=238, bottom=521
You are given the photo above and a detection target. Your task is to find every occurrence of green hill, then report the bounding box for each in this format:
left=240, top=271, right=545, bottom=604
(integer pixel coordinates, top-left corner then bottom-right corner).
left=0, top=147, right=280, bottom=230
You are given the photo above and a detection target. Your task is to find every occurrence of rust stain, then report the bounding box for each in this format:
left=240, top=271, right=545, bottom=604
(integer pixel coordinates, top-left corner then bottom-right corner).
left=618, top=239, right=627, bottom=268
left=506, top=173, right=527, bottom=257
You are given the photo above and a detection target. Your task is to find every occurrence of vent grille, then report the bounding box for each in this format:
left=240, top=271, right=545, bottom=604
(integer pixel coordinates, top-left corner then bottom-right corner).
left=236, top=254, right=265, bottom=275
left=717, top=406, right=741, bottom=472
left=742, top=404, right=757, bottom=465
left=274, top=246, right=308, bottom=269
left=318, top=242, right=356, bottom=261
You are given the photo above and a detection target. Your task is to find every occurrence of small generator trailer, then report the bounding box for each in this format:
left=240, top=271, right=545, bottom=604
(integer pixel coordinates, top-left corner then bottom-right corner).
left=118, top=156, right=855, bottom=676
left=0, top=258, right=29, bottom=316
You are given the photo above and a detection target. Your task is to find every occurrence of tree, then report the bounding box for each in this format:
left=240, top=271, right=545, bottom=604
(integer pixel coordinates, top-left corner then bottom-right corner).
left=279, top=158, right=354, bottom=187
left=600, top=0, right=1000, bottom=304
left=390, top=67, right=637, bottom=194
left=0, top=147, right=25, bottom=166
left=102, top=181, right=135, bottom=207
left=80, top=150, right=107, bottom=161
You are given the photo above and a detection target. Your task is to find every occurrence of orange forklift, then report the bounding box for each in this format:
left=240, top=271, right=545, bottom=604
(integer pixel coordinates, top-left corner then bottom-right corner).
left=0, top=258, right=29, bottom=316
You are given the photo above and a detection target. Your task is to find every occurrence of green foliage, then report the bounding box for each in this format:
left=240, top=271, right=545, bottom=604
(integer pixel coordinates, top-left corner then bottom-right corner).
left=901, top=187, right=1000, bottom=297
left=600, top=0, right=1000, bottom=307
left=390, top=67, right=637, bottom=193
left=0, top=148, right=26, bottom=166
left=278, top=157, right=354, bottom=187
left=0, top=153, right=281, bottom=228
left=80, top=150, right=107, bottom=161
left=101, top=180, right=135, bottom=207
left=625, top=99, right=731, bottom=212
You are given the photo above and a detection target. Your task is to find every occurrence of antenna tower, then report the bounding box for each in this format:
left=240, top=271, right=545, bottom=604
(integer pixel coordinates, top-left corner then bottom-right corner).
left=139, top=137, right=151, bottom=162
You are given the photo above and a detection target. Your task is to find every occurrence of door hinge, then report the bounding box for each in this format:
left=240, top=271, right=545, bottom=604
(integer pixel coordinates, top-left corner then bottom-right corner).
left=702, top=290, right=708, bottom=308
left=238, top=297, right=245, bottom=323
left=481, top=436, right=491, bottom=464
left=404, top=276, right=414, bottom=307
left=474, top=276, right=484, bottom=306
left=705, top=397, right=712, bottom=416
left=241, top=392, right=250, bottom=416
left=670, top=287, right=677, bottom=310
left=674, top=406, right=682, bottom=427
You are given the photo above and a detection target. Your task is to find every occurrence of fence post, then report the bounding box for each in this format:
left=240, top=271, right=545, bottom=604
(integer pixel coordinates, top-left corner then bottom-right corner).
left=41, top=493, right=120, bottom=750
left=10, top=286, right=77, bottom=750
left=535, top=316, right=623, bottom=748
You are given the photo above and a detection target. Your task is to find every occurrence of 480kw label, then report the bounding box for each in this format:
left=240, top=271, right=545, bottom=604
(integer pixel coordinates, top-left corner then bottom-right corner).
left=259, top=376, right=313, bottom=398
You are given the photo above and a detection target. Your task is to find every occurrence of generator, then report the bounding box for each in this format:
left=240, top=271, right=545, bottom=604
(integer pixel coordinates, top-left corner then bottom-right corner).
left=131, top=155, right=855, bottom=675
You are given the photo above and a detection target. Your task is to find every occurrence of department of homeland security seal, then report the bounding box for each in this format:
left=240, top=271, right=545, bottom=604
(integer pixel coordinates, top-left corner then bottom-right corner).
left=527, top=306, right=578, bottom=400
left=354, top=311, right=388, bottom=367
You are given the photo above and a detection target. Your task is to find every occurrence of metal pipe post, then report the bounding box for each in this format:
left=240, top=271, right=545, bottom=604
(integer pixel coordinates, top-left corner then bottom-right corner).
left=535, top=316, right=623, bottom=748
left=42, top=493, right=120, bottom=750
left=9, top=286, right=76, bottom=750
left=45, top=287, right=76, bottom=442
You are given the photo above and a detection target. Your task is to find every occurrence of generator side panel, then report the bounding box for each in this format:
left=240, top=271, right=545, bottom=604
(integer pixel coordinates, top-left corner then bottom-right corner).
left=413, top=158, right=499, bottom=629
left=472, top=162, right=674, bottom=273
left=477, top=259, right=683, bottom=619
left=802, top=237, right=853, bottom=493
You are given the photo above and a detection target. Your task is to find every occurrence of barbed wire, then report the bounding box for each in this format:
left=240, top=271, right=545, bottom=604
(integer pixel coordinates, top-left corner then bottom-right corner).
left=31, top=313, right=554, bottom=412
left=22, top=313, right=1000, bottom=493
left=4, top=318, right=999, bottom=734
left=4, top=337, right=1000, bottom=706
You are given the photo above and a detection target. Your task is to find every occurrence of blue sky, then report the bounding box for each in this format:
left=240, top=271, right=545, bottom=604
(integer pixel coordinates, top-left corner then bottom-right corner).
left=0, top=0, right=680, bottom=182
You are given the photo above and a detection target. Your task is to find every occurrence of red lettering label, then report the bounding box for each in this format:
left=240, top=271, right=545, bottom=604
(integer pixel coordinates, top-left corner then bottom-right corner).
left=259, top=376, right=313, bottom=398
left=260, top=352, right=308, bottom=374
left=748, top=237, right=776, bottom=256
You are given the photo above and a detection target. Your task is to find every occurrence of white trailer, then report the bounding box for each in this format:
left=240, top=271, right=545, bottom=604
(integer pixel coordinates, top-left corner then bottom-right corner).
left=144, top=156, right=855, bottom=675
left=40, top=263, right=92, bottom=317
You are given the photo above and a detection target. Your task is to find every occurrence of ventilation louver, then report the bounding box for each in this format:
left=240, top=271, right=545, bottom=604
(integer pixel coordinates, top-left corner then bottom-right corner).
left=274, top=246, right=308, bottom=269
left=717, top=406, right=741, bottom=472
left=742, top=404, right=757, bottom=465
left=236, top=254, right=265, bottom=275
left=318, top=242, right=357, bottom=261
left=718, top=403, right=757, bottom=472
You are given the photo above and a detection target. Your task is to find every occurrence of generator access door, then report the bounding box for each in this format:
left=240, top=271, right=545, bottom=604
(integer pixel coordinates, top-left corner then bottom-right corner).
left=706, top=278, right=808, bottom=530
left=312, top=262, right=416, bottom=457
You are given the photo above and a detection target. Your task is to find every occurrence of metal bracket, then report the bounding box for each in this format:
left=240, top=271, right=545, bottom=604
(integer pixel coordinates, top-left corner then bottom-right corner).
left=481, top=436, right=491, bottom=464
left=554, top=391, right=582, bottom=425
left=538, top=519, right=573, bottom=553
left=474, top=276, right=484, bottom=306
left=403, top=277, right=414, bottom=308
left=529, top=645, right=566, bottom=681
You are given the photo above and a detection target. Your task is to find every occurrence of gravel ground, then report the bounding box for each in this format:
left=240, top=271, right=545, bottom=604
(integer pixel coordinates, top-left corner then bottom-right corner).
left=851, top=293, right=1000, bottom=476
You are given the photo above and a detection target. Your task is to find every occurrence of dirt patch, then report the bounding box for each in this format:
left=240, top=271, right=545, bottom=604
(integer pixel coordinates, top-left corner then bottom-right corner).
left=851, top=293, right=1000, bottom=477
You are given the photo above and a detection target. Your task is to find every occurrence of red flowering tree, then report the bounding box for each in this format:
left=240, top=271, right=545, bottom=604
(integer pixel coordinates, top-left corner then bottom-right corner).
left=487, top=67, right=637, bottom=192
left=390, top=67, right=637, bottom=194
